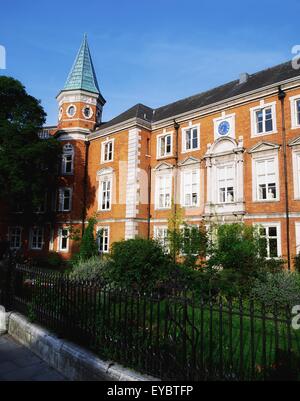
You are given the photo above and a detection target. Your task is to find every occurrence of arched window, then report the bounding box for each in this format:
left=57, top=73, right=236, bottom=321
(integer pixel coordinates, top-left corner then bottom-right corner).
left=62, top=143, right=74, bottom=174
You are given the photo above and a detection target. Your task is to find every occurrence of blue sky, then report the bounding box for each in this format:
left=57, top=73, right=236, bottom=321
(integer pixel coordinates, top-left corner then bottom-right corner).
left=0, top=0, right=299, bottom=125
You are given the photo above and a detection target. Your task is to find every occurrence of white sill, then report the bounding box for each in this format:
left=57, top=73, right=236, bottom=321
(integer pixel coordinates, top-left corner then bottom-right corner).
left=156, top=154, right=173, bottom=160
left=291, top=125, right=300, bottom=130
left=101, top=159, right=114, bottom=164
left=253, top=199, right=280, bottom=203
left=251, top=130, right=278, bottom=138
left=98, top=209, right=112, bottom=212
left=155, top=207, right=171, bottom=211
left=181, top=205, right=200, bottom=209
left=181, top=147, right=200, bottom=154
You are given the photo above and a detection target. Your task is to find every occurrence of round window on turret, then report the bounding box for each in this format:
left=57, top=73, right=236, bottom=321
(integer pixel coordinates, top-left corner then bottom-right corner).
left=58, top=107, right=63, bottom=121
left=82, top=105, right=93, bottom=119
left=67, top=105, right=76, bottom=117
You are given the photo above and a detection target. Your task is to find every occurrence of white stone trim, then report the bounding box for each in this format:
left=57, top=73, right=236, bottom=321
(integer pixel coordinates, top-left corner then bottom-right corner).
left=125, top=128, right=141, bottom=239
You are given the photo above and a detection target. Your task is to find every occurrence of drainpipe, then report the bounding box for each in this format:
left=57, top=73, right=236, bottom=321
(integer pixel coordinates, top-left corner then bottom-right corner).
left=278, top=86, right=291, bottom=270
left=81, top=140, right=90, bottom=236
left=173, top=120, right=180, bottom=215
left=147, top=164, right=152, bottom=240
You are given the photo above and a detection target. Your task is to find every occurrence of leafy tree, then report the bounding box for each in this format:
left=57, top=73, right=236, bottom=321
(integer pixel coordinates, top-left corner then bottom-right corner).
left=167, top=205, right=207, bottom=268
left=167, top=203, right=183, bottom=262
left=77, top=217, right=99, bottom=261
left=0, top=76, right=61, bottom=219
left=208, top=223, right=262, bottom=274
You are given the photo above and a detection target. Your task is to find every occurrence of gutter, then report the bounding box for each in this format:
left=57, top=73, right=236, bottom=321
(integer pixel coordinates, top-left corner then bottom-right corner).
left=278, top=86, right=291, bottom=270
left=81, top=140, right=90, bottom=236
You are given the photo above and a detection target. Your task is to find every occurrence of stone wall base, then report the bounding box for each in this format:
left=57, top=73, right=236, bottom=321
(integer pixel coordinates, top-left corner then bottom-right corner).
left=1, top=308, right=158, bottom=381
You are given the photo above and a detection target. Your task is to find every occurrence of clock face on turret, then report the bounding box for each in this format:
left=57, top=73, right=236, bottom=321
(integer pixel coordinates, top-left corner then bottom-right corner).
left=218, top=120, right=230, bottom=136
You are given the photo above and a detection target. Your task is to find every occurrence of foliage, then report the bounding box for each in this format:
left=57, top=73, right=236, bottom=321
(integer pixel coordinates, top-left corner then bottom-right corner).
left=0, top=76, right=61, bottom=219
left=208, top=223, right=264, bottom=275
left=107, top=238, right=174, bottom=291
left=167, top=205, right=207, bottom=269
left=76, top=217, right=99, bottom=262
left=251, top=271, right=300, bottom=307
left=294, top=253, right=300, bottom=274
left=69, top=256, right=108, bottom=282
left=167, top=203, right=184, bottom=262
left=180, top=223, right=207, bottom=269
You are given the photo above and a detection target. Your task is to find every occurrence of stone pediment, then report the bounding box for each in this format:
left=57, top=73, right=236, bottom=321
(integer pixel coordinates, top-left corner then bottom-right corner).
left=178, top=156, right=200, bottom=167
left=289, top=136, right=300, bottom=147
left=247, top=141, right=280, bottom=154
left=153, top=162, right=173, bottom=171
left=97, top=167, right=114, bottom=176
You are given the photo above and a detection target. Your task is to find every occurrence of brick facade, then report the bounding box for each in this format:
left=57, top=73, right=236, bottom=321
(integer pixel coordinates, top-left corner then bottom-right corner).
left=2, top=37, right=300, bottom=269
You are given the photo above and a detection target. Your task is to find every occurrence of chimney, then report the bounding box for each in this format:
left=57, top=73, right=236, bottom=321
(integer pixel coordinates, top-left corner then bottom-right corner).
left=239, top=72, right=249, bottom=84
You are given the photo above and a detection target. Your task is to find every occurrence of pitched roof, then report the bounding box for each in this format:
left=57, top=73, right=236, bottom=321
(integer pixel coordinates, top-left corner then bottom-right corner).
left=100, top=103, right=154, bottom=130
left=98, top=60, right=300, bottom=131
left=63, top=34, right=100, bottom=94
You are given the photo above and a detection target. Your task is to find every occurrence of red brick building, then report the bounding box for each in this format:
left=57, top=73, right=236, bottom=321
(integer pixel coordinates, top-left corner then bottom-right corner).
left=3, top=36, right=300, bottom=269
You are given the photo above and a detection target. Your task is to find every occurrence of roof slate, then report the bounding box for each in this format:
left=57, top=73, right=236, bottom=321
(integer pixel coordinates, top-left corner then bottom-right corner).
left=99, top=60, right=300, bottom=131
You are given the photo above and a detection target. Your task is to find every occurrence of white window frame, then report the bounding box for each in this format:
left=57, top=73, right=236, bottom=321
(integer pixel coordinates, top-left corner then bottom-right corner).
left=99, top=176, right=112, bottom=211
left=250, top=102, right=277, bottom=137
left=30, top=227, right=44, bottom=250
left=216, top=163, right=235, bottom=204
left=154, top=226, right=169, bottom=252
left=61, top=143, right=74, bottom=175
left=8, top=226, right=22, bottom=250
left=97, top=226, right=110, bottom=254
left=296, top=222, right=300, bottom=255
left=57, top=228, right=69, bottom=253
left=101, top=139, right=114, bottom=163
left=182, top=123, right=200, bottom=153
left=181, top=168, right=200, bottom=208
left=58, top=188, right=72, bottom=212
left=257, top=222, right=281, bottom=259
left=252, top=155, right=279, bottom=202
left=155, top=173, right=172, bottom=210
left=290, top=95, right=300, bottom=130
left=292, top=150, right=300, bottom=200
left=157, top=132, right=173, bottom=159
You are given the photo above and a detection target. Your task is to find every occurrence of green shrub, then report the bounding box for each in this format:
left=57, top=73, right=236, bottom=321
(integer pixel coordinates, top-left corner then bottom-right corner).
left=294, top=253, right=300, bottom=273
left=69, top=256, right=108, bottom=282
left=107, top=238, right=173, bottom=291
left=251, top=271, right=300, bottom=306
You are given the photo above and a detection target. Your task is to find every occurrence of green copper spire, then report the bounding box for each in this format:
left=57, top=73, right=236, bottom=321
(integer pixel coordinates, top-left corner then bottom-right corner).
left=63, top=34, right=100, bottom=94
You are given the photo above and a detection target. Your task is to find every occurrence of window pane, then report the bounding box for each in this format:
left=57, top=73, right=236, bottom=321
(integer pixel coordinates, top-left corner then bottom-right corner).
left=186, top=130, right=191, bottom=150
left=269, top=238, right=278, bottom=257
left=256, top=110, right=263, bottom=133
left=297, top=100, right=300, bottom=125
left=265, top=108, right=273, bottom=132
left=268, top=227, right=277, bottom=237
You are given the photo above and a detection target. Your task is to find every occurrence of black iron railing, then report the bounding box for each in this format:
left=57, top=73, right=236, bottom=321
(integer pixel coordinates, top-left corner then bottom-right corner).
left=1, top=264, right=300, bottom=380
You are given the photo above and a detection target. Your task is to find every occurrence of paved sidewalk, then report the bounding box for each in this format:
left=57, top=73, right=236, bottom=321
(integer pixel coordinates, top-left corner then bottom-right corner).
left=0, top=334, right=67, bottom=381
